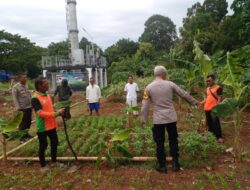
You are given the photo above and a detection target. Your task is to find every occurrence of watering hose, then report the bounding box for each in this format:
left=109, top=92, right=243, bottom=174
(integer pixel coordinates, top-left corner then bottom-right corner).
left=62, top=116, right=78, bottom=161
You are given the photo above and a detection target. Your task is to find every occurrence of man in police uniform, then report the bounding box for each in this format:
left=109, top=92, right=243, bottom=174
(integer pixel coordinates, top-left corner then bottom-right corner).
left=12, top=73, right=32, bottom=142
left=141, top=66, right=199, bottom=173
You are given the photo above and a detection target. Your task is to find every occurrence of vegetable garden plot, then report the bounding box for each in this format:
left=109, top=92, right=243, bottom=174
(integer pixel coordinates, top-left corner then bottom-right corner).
left=8, top=115, right=156, bottom=158
left=6, top=115, right=222, bottom=167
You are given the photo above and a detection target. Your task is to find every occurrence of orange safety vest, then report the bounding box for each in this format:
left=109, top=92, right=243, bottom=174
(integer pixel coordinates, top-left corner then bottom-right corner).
left=204, top=85, right=221, bottom=111
left=33, top=92, right=57, bottom=132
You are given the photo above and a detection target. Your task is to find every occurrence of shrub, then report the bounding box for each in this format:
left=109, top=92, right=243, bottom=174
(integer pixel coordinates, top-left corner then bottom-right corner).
left=179, top=131, right=222, bottom=167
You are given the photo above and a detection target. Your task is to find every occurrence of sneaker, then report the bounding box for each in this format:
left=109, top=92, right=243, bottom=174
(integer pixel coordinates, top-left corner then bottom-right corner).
left=155, top=165, right=167, bottom=174
left=40, top=166, right=50, bottom=173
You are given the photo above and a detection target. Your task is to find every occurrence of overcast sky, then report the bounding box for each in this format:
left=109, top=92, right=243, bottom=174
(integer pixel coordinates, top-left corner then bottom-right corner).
left=0, top=0, right=233, bottom=49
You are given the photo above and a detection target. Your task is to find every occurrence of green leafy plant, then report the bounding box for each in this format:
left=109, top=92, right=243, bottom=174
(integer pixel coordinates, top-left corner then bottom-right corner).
left=91, top=128, right=133, bottom=167
left=0, top=112, right=24, bottom=161
left=54, top=100, right=72, bottom=109
left=121, top=105, right=140, bottom=128
left=180, top=131, right=221, bottom=167
left=212, top=46, right=250, bottom=162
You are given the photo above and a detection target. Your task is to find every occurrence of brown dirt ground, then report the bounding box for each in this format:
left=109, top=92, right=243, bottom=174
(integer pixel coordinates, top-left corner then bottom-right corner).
left=0, top=93, right=250, bottom=190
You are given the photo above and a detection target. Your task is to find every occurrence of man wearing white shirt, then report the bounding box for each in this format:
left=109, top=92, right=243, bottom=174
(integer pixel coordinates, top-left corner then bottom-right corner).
left=124, top=76, right=139, bottom=115
left=86, top=77, right=101, bottom=116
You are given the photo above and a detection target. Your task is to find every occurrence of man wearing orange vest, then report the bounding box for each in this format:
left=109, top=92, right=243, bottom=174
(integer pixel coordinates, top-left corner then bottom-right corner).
left=31, top=77, right=64, bottom=172
left=199, top=74, right=223, bottom=143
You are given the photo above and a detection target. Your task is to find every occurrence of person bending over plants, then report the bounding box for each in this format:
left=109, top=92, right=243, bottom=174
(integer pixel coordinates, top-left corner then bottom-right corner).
left=198, top=74, right=224, bottom=143
left=31, top=76, right=64, bottom=172
left=141, top=66, right=199, bottom=174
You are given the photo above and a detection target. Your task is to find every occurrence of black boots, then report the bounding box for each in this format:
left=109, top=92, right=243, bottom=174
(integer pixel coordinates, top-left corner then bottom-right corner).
left=172, top=159, right=180, bottom=172
left=155, top=164, right=168, bottom=174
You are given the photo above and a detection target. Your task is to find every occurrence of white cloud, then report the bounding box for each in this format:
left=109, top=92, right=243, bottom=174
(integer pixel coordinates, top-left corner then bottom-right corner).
left=0, top=0, right=233, bottom=49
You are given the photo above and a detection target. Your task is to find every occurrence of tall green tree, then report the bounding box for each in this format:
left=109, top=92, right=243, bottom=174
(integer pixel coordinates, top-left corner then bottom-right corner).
left=139, top=14, right=177, bottom=52
left=79, top=37, right=102, bottom=55
left=178, top=0, right=228, bottom=59
left=47, top=40, right=69, bottom=58
left=0, top=30, right=45, bottom=77
left=104, top=38, right=139, bottom=66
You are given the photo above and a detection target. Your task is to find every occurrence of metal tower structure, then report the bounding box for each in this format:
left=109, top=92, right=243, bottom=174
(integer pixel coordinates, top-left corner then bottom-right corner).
left=41, top=0, right=107, bottom=91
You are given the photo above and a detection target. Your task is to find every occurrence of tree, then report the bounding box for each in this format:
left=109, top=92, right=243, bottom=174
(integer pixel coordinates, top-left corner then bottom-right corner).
left=104, top=38, right=139, bottom=66
left=203, top=0, right=228, bottom=22
left=0, top=30, right=45, bottom=75
left=47, top=40, right=69, bottom=58
left=231, top=0, right=250, bottom=45
left=178, top=0, right=228, bottom=59
left=79, top=37, right=102, bottom=55
left=139, top=14, right=177, bottom=51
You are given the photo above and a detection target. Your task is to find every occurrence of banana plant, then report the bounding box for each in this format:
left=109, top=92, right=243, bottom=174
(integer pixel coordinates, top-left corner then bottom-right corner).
left=212, top=46, right=250, bottom=162
left=0, top=112, right=24, bottom=161
left=193, top=40, right=213, bottom=82
left=92, top=128, right=133, bottom=167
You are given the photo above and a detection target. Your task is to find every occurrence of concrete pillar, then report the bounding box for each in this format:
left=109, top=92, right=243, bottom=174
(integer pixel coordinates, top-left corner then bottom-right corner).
left=99, top=68, right=103, bottom=88
left=51, top=72, right=57, bottom=92
left=95, top=68, right=99, bottom=86
left=42, top=70, right=47, bottom=78
left=104, top=69, right=108, bottom=87
left=86, top=68, right=92, bottom=79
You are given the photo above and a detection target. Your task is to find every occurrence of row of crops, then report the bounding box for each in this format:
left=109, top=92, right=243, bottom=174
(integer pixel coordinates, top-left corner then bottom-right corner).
left=10, top=115, right=156, bottom=157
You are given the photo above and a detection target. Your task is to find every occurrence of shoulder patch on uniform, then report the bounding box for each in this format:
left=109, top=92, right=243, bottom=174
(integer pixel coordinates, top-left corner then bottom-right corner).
left=143, top=89, right=149, bottom=100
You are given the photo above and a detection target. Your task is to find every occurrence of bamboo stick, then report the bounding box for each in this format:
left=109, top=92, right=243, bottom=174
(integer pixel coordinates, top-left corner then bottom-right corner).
left=5, top=156, right=173, bottom=162
left=0, top=136, right=37, bottom=160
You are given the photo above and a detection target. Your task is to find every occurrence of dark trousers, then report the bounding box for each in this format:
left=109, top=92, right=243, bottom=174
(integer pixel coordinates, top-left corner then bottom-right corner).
left=205, top=111, right=222, bottom=139
left=19, top=108, right=32, bottom=131
left=152, top=122, right=179, bottom=167
left=37, top=129, right=58, bottom=167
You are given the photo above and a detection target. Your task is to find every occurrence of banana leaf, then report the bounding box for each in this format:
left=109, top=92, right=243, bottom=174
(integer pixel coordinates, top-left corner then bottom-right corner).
left=212, top=98, right=238, bottom=118
left=193, top=40, right=213, bottom=78
left=91, top=142, right=106, bottom=155
left=0, top=119, right=7, bottom=129
left=111, top=129, right=131, bottom=142
left=4, top=130, right=27, bottom=141
left=115, top=145, right=133, bottom=158
left=2, top=112, right=23, bottom=133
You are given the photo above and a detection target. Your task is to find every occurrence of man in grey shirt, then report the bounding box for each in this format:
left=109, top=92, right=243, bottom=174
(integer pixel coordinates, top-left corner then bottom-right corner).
left=12, top=73, right=32, bottom=142
left=141, top=66, right=199, bottom=173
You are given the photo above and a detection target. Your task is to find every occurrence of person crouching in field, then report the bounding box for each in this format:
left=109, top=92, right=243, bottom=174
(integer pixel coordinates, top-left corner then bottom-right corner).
left=31, top=77, right=64, bottom=172
left=124, top=75, right=139, bottom=116
left=86, top=77, right=101, bottom=116
left=141, top=66, right=199, bottom=174
left=198, top=74, right=224, bottom=143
